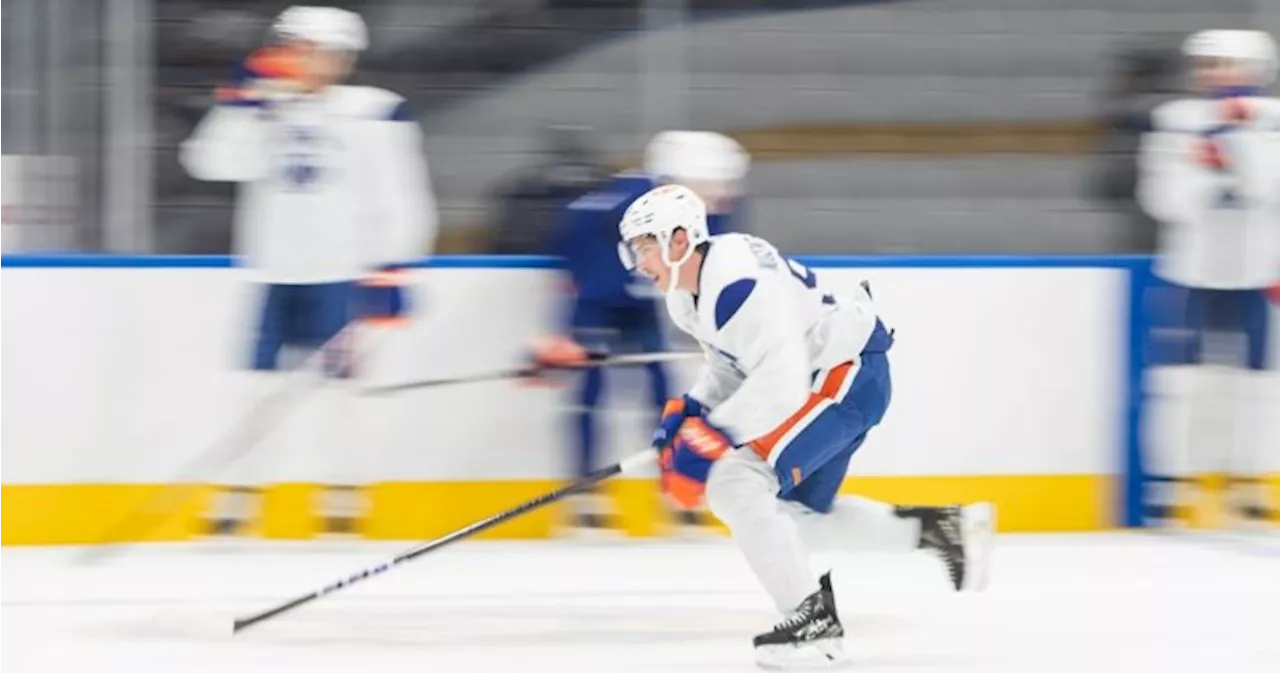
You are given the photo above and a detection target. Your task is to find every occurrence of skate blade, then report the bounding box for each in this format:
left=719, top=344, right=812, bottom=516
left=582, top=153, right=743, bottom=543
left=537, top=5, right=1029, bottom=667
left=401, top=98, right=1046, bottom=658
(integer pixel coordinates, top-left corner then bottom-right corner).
left=961, top=501, right=996, bottom=592
left=755, top=639, right=849, bottom=670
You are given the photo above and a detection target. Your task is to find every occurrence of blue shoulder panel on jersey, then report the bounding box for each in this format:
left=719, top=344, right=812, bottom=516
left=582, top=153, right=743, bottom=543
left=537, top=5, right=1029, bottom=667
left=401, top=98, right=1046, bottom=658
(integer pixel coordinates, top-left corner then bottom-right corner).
left=387, top=100, right=413, bottom=122
left=715, top=278, right=756, bottom=331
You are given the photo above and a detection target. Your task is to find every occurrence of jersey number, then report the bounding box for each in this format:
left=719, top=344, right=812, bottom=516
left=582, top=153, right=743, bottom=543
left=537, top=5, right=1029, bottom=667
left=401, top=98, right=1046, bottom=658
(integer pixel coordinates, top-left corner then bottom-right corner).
left=786, top=258, right=817, bottom=288
left=786, top=258, right=835, bottom=305
left=747, top=235, right=834, bottom=304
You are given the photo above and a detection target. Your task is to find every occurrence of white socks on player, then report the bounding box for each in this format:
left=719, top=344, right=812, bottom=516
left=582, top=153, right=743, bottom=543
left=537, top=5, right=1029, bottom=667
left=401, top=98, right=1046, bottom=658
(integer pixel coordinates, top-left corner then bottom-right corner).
left=206, top=370, right=282, bottom=531
left=707, top=450, right=817, bottom=612
left=781, top=495, right=920, bottom=553
left=1145, top=364, right=1278, bottom=521
left=706, top=449, right=922, bottom=613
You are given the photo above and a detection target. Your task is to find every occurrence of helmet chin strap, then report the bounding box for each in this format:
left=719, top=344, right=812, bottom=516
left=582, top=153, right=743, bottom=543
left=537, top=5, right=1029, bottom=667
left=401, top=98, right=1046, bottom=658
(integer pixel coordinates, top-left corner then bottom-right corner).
left=662, top=236, right=696, bottom=293
left=665, top=259, right=684, bottom=293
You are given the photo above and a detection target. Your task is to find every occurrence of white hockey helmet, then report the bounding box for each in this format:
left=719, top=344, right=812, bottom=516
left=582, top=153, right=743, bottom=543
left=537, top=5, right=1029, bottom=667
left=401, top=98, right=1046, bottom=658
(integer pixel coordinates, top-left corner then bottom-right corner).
left=618, top=184, right=710, bottom=292
left=1182, top=29, right=1277, bottom=85
left=643, top=131, right=750, bottom=184
left=273, top=6, right=368, bottom=52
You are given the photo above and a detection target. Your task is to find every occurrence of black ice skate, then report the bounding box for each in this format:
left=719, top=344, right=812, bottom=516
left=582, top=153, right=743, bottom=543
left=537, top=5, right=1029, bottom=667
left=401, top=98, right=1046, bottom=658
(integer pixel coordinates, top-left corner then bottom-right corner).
left=895, top=502, right=995, bottom=591
left=753, top=572, right=846, bottom=669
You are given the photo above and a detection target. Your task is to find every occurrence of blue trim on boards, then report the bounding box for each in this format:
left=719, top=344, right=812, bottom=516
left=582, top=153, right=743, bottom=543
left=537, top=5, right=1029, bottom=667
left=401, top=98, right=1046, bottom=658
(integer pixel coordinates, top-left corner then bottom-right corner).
left=2, top=253, right=1154, bottom=270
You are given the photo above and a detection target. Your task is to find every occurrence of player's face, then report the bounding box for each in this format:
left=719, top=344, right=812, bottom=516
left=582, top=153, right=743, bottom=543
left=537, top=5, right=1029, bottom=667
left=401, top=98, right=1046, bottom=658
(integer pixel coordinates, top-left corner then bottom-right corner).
left=629, top=235, right=671, bottom=290
left=293, top=40, right=355, bottom=89
left=1191, top=56, right=1253, bottom=91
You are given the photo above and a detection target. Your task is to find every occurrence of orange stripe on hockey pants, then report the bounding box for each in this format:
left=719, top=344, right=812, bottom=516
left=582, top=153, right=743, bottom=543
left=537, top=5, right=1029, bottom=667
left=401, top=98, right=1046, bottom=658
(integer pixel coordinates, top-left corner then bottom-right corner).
left=748, top=362, right=854, bottom=464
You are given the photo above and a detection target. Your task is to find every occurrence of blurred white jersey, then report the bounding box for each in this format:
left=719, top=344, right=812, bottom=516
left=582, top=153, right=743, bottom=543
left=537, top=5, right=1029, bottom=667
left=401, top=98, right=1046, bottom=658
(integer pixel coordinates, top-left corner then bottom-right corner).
left=665, top=233, right=881, bottom=444
left=1138, top=97, right=1280, bottom=289
left=180, top=85, right=437, bottom=284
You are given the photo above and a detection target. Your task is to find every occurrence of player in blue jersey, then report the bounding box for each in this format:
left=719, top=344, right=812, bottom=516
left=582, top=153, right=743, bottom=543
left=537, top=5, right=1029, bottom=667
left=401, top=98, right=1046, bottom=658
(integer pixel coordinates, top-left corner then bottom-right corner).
left=533, top=131, right=751, bottom=533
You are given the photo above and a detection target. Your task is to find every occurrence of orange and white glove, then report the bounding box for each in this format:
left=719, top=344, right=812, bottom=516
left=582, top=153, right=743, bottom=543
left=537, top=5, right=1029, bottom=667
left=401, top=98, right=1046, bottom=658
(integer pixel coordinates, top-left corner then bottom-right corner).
left=1194, top=97, right=1254, bottom=173
left=520, top=336, right=590, bottom=388
left=1194, top=136, right=1232, bottom=172
left=215, top=45, right=305, bottom=107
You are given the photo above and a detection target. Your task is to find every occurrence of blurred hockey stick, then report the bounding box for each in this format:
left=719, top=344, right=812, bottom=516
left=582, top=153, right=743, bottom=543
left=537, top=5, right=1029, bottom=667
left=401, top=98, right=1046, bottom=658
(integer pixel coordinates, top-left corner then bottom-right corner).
left=232, top=450, right=657, bottom=633
left=77, top=345, right=693, bottom=563
left=73, top=321, right=377, bottom=565
left=364, top=350, right=701, bottom=396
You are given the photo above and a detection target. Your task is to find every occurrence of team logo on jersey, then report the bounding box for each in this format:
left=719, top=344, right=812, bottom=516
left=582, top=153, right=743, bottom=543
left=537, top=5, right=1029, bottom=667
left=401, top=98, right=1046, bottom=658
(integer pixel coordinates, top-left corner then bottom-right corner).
left=275, top=125, right=342, bottom=190
left=1197, top=125, right=1247, bottom=210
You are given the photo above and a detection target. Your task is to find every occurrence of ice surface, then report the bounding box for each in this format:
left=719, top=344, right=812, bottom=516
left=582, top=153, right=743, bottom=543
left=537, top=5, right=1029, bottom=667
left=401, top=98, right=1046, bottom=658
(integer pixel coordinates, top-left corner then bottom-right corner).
left=3, top=533, right=1278, bottom=672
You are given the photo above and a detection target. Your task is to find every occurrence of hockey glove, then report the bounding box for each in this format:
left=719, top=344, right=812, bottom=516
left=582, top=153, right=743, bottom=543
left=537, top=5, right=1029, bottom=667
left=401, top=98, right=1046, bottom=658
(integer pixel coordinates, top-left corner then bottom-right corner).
left=1219, top=96, right=1254, bottom=124
left=355, top=265, right=413, bottom=327
left=1194, top=98, right=1254, bottom=174
left=652, top=395, right=704, bottom=450
left=521, top=335, right=590, bottom=388
left=215, top=45, right=304, bottom=107
left=1195, top=136, right=1232, bottom=173
left=659, top=417, right=734, bottom=509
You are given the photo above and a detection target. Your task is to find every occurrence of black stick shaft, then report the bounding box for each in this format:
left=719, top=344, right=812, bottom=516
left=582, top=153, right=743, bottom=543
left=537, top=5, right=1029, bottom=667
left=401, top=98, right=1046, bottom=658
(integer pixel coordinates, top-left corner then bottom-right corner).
left=232, top=458, right=638, bottom=633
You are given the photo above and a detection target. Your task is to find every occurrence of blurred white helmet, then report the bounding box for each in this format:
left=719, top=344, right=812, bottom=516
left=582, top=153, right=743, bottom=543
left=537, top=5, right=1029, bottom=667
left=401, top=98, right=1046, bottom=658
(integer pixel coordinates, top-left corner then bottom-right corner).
left=618, top=184, right=710, bottom=292
left=644, top=131, right=750, bottom=184
left=1182, top=29, right=1277, bottom=85
left=273, top=6, right=368, bottom=52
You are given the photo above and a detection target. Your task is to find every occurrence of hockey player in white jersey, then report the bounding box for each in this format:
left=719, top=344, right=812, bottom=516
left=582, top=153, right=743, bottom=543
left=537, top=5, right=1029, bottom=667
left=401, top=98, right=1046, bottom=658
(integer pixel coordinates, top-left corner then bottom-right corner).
left=1136, top=29, right=1280, bottom=525
left=617, top=185, right=995, bottom=668
left=179, top=6, right=437, bottom=536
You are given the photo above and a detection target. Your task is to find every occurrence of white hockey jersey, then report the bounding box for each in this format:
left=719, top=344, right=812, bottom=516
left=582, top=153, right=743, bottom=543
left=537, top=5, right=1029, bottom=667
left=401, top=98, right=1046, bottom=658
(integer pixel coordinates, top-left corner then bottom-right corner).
left=180, top=85, right=437, bottom=284
left=1137, top=97, right=1280, bottom=289
left=665, top=233, right=881, bottom=445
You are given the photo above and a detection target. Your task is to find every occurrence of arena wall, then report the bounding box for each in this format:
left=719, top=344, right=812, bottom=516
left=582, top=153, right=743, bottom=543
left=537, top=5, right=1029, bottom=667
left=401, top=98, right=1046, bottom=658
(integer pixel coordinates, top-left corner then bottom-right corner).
left=3, top=256, right=1276, bottom=543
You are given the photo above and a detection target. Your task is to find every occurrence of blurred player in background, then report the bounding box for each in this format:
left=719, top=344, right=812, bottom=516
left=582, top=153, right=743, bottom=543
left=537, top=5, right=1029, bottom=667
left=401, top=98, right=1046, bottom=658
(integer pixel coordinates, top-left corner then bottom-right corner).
left=488, top=124, right=611, bottom=255
left=533, top=131, right=750, bottom=534
left=1137, top=29, right=1280, bottom=528
left=617, top=185, right=994, bottom=667
left=179, top=5, right=437, bottom=537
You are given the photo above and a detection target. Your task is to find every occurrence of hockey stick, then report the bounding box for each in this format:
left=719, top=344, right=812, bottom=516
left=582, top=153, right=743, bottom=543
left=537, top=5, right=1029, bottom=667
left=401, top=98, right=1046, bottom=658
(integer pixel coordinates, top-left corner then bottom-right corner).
left=74, top=321, right=373, bottom=565
left=232, top=449, right=658, bottom=633
left=363, top=350, right=701, bottom=396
